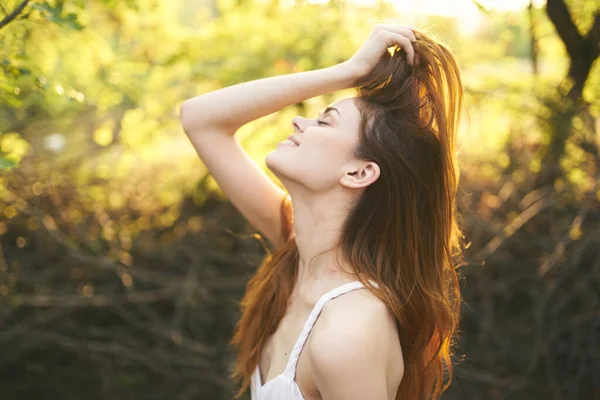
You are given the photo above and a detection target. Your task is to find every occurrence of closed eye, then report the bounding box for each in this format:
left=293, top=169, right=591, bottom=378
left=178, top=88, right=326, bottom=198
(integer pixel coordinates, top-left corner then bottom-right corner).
left=317, top=120, right=328, bottom=126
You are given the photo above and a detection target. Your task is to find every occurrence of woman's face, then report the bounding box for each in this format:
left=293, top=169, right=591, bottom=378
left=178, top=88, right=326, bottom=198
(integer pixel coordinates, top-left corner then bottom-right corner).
left=266, top=97, right=366, bottom=192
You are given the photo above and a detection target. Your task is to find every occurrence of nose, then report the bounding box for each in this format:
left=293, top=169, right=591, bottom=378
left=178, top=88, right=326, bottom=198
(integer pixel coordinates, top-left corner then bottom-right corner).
left=291, top=116, right=304, bottom=133
left=292, top=116, right=317, bottom=133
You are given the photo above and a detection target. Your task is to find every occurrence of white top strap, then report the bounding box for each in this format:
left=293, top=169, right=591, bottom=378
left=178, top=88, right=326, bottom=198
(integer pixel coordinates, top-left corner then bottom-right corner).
left=282, top=279, right=379, bottom=379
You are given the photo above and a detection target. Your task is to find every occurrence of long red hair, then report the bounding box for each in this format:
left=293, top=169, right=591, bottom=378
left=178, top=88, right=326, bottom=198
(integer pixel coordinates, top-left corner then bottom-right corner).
left=230, top=30, right=466, bottom=400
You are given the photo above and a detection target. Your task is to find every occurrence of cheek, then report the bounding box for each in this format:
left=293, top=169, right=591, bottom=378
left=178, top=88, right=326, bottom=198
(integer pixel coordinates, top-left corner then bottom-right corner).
left=321, top=133, right=356, bottom=157
left=300, top=134, right=357, bottom=171
left=310, top=128, right=354, bottom=150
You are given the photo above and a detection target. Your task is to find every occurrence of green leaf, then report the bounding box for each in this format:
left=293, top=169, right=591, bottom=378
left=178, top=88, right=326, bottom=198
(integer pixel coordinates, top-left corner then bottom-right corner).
left=0, top=157, right=16, bottom=170
left=31, top=2, right=85, bottom=30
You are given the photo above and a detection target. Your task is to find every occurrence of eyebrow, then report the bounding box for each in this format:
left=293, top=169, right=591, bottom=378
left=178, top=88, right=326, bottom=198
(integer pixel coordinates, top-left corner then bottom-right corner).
left=318, top=107, right=341, bottom=118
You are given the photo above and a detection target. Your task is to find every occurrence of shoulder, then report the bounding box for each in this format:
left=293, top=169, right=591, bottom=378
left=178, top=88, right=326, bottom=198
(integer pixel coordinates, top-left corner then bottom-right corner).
left=307, top=289, right=403, bottom=399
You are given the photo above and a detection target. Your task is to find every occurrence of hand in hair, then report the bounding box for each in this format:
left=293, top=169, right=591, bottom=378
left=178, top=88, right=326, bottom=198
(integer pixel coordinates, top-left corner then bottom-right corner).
left=347, top=24, right=419, bottom=80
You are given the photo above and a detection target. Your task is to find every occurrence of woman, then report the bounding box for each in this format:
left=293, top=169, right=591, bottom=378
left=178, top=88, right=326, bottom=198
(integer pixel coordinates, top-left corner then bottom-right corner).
left=180, top=24, right=466, bottom=400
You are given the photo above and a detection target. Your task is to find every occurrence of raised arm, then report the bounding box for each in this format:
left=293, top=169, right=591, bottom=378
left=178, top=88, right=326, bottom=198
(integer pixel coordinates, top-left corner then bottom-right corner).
left=179, top=62, right=359, bottom=247
left=179, top=25, right=416, bottom=248
left=179, top=61, right=359, bottom=133
left=180, top=23, right=417, bottom=133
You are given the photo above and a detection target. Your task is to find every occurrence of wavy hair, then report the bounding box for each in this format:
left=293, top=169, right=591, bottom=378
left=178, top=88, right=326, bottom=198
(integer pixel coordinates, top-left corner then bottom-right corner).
left=230, top=29, right=467, bottom=400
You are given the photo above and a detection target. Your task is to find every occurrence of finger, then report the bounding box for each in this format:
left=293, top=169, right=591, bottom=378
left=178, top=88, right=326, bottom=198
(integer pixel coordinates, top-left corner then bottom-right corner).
left=383, top=31, right=415, bottom=65
left=374, top=24, right=417, bottom=42
left=379, top=25, right=416, bottom=43
left=413, top=42, right=421, bottom=66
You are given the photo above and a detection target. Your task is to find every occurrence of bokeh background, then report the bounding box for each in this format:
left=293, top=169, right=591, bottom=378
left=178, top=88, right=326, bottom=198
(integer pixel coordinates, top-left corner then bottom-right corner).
left=1, top=0, right=599, bottom=399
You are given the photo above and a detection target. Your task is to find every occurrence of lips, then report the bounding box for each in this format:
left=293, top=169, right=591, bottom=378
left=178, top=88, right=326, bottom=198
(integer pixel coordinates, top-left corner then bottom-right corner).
left=287, top=135, right=300, bottom=146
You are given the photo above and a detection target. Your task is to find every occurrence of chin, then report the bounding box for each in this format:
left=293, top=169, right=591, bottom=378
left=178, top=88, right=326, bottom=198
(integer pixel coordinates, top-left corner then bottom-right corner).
left=265, top=151, right=281, bottom=173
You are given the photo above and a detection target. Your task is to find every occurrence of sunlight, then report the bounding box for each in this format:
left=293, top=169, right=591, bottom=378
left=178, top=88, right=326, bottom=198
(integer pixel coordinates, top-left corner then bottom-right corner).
left=300, top=0, right=547, bottom=13
left=295, top=0, right=548, bottom=36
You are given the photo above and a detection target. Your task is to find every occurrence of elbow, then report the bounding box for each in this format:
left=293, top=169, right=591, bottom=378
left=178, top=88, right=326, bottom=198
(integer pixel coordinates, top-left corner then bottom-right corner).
left=179, top=98, right=236, bottom=135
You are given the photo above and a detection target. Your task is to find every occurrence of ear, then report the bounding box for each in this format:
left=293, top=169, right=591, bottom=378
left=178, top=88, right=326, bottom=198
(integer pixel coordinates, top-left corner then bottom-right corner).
left=340, top=161, right=380, bottom=189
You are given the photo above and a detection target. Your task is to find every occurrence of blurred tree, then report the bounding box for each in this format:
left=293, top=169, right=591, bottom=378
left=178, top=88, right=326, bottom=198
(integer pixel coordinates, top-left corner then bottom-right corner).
left=0, top=0, right=138, bottom=169
left=528, top=0, right=539, bottom=75
left=0, top=0, right=31, bottom=30
left=536, top=0, right=600, bottom=187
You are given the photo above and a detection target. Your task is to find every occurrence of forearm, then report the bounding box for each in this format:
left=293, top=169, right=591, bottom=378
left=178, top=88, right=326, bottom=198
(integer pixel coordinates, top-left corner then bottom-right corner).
left=180, top=61, right=358, bottom=134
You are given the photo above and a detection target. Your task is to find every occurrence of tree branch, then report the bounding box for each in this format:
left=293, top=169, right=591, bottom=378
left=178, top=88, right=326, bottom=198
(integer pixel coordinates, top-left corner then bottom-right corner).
left=11, top=285, right=181, bottom=308
left=545, top=0, right=584, bottom=60
left=586, top=11, right=600, bottom=57
left=0, top=0, right=30, bottom=30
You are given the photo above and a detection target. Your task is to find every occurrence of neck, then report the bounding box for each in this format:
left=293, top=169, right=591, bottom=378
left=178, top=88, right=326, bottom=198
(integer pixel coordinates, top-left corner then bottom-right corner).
left=289, top=190, right=356, bottom=286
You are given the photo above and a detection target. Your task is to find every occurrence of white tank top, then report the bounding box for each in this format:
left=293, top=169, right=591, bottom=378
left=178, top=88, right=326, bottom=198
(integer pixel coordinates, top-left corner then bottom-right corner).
left=250, top=279, right=379, bottom=400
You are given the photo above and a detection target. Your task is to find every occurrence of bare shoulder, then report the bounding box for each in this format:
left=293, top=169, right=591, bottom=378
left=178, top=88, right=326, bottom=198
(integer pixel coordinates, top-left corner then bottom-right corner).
left=307, top=289, right=404, bottom=399
left=317, top=288, right=397, bottom=339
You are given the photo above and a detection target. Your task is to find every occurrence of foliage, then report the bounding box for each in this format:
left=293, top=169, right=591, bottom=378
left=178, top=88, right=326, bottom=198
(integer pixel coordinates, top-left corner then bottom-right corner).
left=0, top=0, right=599, bottom=399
